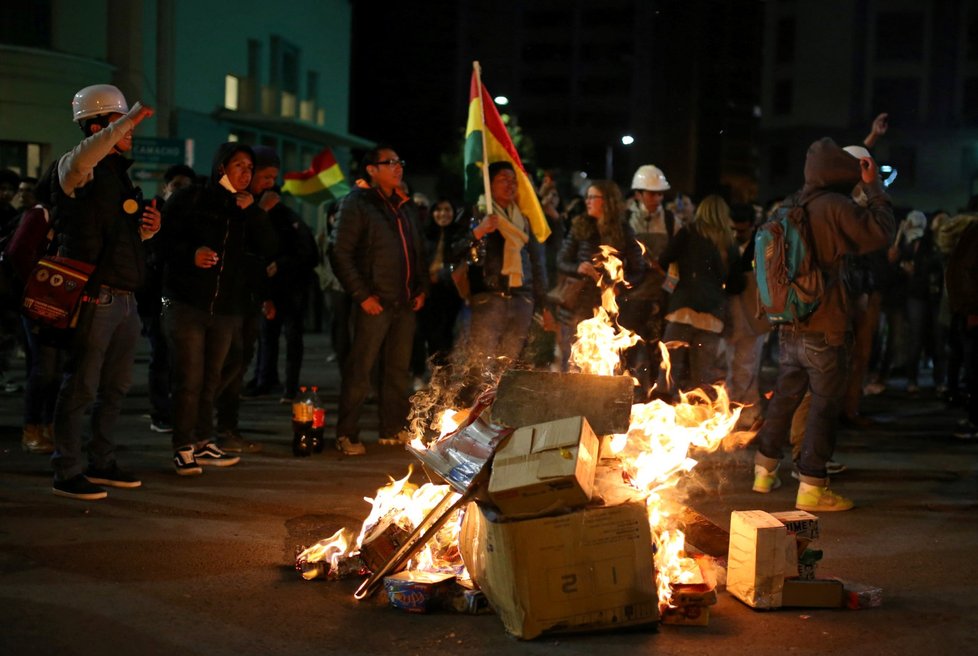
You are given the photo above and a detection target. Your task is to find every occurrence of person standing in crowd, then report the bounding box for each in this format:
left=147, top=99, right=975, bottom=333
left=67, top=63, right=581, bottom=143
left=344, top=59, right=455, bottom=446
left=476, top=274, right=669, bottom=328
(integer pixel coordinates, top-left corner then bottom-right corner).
left=329, top=146, right=427, bottom=455
left=249, top=147, right=318, bottom=404
left=555, top=179, right=644, bottom=372
left=316, top=201, right=352, bottom=368
left=624, top=164, right=679, bottom=393
left=753, top=138, right=894, bottom=512
left=418, top=198, right=466, bottom=372
left=452, top=161, right=547, bottom=397
left=723, top=203, right=770, bottom=431
left=161, top=142, right=276, bottom=474
left=896, top=210, right=943, bottom=394
left=946, top=216, right=978, bottom=438
left=137, top=163, right=196, bottom=434
left=50, top=85, right=160, bottom=500
left=654, top=195, right=741, bottom=399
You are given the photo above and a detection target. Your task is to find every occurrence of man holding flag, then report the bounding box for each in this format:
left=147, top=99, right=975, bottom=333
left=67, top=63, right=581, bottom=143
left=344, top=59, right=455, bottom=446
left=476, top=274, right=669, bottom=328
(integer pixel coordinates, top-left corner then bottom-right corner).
left=452, top=63, right=548, bottom=393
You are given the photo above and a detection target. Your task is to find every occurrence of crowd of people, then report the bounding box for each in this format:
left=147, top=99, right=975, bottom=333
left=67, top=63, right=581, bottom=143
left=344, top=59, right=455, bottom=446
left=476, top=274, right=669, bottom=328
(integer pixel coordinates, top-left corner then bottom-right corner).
left=1, top=87, right=976, bottom=512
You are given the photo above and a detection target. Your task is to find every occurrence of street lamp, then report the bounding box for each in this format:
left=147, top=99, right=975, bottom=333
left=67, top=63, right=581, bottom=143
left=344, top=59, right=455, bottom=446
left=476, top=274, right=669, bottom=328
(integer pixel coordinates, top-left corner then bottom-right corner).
left=606, top=135, right=635, bottom=179
left=494, top=95, right=509, bottom=106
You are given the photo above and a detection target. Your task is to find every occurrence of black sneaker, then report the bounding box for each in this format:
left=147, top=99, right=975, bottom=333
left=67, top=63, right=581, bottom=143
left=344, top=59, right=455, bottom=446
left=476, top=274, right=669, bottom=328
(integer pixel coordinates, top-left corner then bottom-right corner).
left=150, top=419, right=173, bottom=433
left=85, top=463, right=142, bottom=488
left=217, top=429, right=263, bottom=454
left=53, top=474, right=108, bottom=500
left=194, top=441, right=240, bottom=467
left=174, top=446, right=203, bottom=476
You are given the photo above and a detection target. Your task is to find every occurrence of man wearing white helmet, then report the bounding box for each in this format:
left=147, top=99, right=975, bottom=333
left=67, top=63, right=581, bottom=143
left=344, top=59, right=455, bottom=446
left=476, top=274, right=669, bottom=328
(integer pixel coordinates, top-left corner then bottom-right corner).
left=50, top=84, right=159, bottom=500
left=620, top=164, right=680, bottom=394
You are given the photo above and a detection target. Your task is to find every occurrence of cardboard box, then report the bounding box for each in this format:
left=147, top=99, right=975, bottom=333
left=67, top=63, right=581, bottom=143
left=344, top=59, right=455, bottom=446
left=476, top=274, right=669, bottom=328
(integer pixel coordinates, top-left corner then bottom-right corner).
left=780, top=579, right=844, bottom=608
left=727, top=510, right=787, bottom=609
left=459, top=500, right=659, bottom=639
left=770, top=510, right=820, bottom=541
left=661, top=605, right=710, bottom=626
left=382, top=571, right=456, bottom=613
left=488, top=416, right=599, bottom=518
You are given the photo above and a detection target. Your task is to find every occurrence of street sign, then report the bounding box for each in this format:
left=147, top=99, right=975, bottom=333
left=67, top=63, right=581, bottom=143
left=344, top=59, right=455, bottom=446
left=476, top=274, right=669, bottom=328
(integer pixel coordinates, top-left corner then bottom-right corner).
left=132, top=138, right=192, bottom=165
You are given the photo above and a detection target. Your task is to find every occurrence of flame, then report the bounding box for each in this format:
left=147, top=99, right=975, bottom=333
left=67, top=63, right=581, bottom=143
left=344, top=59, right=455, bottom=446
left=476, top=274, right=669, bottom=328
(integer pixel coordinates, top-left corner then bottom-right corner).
left=296, top=527, right=356, bottom=579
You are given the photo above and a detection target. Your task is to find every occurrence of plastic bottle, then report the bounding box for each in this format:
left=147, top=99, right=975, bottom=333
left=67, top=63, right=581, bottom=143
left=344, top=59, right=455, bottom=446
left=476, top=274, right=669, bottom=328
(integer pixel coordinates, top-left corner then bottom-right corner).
left=309, top=386, right=325, bottom=453
left=292, top=386, right=313, bottom=457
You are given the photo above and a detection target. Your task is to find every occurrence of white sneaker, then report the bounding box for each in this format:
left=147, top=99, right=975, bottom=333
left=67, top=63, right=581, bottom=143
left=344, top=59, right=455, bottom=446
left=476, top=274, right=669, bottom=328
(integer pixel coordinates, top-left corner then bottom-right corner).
left=336, top=436, right=366, bottom=456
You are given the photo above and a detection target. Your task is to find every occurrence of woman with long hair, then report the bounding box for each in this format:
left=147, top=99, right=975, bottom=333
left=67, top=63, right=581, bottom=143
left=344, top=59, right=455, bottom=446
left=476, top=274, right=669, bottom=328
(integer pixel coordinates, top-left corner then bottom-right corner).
left=655, top=194, right=741, bottom=398
left=418, top=197, right=466, bottom=370
left=555, top=179, right=645, bottom=371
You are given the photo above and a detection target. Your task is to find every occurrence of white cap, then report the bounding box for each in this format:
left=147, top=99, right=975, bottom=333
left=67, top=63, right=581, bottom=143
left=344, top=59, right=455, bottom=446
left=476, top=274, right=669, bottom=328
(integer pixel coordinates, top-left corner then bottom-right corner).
left=843, top=145, right=872, bottom=160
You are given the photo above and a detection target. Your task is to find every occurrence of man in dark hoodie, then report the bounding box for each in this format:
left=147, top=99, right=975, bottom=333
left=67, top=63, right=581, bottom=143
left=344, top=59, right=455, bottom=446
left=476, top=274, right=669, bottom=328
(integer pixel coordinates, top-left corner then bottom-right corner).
left=161, top=142, right=277, bottom=474
left=329, top=145, right=427, bottom=455
left=752, top=137, right=894, bottom=512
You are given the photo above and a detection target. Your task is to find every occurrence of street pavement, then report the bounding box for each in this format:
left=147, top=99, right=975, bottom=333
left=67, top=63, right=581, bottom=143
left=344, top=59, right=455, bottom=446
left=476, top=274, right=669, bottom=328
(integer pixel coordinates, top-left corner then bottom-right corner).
left=1, top=332, right=976, bottom=655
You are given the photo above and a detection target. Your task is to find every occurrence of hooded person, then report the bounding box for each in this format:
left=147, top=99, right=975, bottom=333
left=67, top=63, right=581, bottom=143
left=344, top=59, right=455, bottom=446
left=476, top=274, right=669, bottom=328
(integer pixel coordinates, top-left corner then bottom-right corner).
left=161, top=142, right=278, bottom=475
left=752, top=137, right=895, bottom=513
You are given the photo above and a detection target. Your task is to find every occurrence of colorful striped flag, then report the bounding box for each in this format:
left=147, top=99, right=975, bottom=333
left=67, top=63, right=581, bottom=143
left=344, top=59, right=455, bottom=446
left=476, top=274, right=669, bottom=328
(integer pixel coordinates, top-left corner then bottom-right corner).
left=282, top=147, right=350, bottom=204
left=464, top=66, right=550, bottom=243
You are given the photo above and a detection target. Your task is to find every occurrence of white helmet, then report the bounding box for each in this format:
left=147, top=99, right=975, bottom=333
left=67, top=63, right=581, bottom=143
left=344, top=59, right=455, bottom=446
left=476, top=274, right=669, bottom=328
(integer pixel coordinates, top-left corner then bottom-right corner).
left=843, top=145, right=871, bottom=160
left=631, top=164, right=671, bottom=192
left=72, top=84, right=129, bottom=122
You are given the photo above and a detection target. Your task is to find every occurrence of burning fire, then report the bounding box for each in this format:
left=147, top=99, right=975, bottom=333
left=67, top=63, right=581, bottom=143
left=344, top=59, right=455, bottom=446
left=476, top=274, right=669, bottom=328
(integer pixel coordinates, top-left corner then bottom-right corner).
left=303, top=250, right=748, bottom=612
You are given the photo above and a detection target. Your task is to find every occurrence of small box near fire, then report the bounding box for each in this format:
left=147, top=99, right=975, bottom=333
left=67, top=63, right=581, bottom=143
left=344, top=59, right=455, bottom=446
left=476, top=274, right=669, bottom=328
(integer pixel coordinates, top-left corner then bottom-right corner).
left=727, top=510, right=787, bottom=609
left=382, top=570, right=456, bottom=613
left=487, top=415, right=599, bottom=518
left=459, top=499, right=659, bottom=639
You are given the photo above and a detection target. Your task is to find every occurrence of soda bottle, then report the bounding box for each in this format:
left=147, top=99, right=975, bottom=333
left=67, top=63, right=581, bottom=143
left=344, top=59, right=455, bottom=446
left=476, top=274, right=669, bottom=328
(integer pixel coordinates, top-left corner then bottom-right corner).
left=292, top=386, right=313, bottom=457
left=310, top=386, right=326, bottom=453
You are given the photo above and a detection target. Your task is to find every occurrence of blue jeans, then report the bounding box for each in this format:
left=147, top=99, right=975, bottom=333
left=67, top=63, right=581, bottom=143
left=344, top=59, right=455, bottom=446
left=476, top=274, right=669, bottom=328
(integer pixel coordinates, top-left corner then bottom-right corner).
left=52, top=289, right=141, bottom=480
left=467, top=292, right=534, bottom=365
left=164, top=300, right=240, bottom=450
left=755, top=329, right=849, bottom=482
left=336, top=303, right=416, bottom=440
left=22, top=316, right=64, bottom=425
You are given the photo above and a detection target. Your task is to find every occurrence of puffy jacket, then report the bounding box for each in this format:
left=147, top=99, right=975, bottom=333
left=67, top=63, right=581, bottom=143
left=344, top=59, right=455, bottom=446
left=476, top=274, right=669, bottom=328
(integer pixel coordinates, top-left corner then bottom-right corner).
left=161, top=144, right=277, bottom=315
left=329, top=182, right=427, bottom=306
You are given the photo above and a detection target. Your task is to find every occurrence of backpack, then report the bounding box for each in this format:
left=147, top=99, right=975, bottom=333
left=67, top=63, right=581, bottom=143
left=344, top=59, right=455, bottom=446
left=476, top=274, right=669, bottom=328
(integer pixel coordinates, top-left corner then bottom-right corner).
left=754, top=198, right=824, bottom=324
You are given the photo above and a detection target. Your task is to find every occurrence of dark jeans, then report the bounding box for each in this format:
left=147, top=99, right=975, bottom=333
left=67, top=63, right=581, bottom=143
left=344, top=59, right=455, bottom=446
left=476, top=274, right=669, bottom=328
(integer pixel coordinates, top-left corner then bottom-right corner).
left=22, top=316, right=64, bottom=425
left=215, top=310, right=260, bottom=432
left=326, top=290, right=352, bottom=366
left=843, top=291, right=881, bottom=417
left=904, top=296, right=932, bottom=386
left=655, top=320, right=723, bottom=399
left=140, top=311, right=171, bottom=423
left=756, top=329, right=849, bottom=482
left=52, top=289, right=141, bottom=480
left=336, top=303, right=416, bottom=441
left=467, top=292, right=534, bottom=365
left=257, top=300, right=306, bottom=397
left=418, top=284, right=463, bottom=370
left=164, top=300, right=240, bottom=450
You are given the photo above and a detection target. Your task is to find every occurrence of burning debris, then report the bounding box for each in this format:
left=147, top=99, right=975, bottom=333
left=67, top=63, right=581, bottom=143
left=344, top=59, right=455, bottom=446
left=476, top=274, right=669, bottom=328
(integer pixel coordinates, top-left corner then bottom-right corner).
left=294, top=251, right=771, bottom=638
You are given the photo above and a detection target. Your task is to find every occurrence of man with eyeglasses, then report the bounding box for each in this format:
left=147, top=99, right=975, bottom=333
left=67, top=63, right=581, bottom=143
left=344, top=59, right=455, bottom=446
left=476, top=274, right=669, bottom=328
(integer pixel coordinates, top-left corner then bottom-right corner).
left=329, top=145, right=427, bottom=455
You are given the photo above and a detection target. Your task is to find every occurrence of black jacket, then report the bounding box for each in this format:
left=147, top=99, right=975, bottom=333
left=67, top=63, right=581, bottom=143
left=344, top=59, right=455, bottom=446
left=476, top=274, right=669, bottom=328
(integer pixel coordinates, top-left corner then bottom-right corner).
left=267, top=202, right=319, bottom=307
left=329, top=182, right=427, bottom=306
left=161, top=183, right=277, bottom=316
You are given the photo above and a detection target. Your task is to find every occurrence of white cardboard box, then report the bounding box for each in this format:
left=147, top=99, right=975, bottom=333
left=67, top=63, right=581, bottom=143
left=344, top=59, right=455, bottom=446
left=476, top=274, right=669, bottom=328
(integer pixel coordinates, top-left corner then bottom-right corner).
left=727, top=510, right=787, bottom=609
left=488, top=415, right=599, bottom=518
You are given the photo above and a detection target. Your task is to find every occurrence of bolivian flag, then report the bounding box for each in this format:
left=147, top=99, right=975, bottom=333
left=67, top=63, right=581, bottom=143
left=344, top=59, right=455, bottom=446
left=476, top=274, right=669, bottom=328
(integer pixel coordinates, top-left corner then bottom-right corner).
left=465, top=69, right=550, bottom=243
left=282, top=147, right=350, bottom=204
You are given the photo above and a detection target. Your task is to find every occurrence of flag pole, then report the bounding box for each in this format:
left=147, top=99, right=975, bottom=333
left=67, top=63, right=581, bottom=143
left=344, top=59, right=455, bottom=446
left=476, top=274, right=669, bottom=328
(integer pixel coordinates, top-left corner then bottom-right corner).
left=473, top=61, right=493, bottom=215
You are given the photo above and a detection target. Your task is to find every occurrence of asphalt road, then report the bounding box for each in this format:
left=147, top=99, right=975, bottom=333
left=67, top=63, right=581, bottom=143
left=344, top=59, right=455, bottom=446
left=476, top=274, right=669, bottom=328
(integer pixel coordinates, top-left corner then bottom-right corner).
left=1, top=333, right=976, bottom=655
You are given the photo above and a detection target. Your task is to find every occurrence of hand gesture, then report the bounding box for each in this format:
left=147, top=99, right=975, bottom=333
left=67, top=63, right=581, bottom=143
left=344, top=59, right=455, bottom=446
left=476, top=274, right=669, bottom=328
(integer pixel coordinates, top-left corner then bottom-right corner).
left=259, top=190, right=280, bottom=211
left=474, top=213, right=500, bottom=239
left=266, top=261, right=278, bottom=277
left=871, top=113, right=888, bottom=139
left=234, top=191, right=253, bottom=209
left=361, top=295, right=383, bottom=315
left=262, top=299, right=276, bottom=320
left=139, top=198, right=161, bottom=240
left=195, top=246, right=219, bottom=269
left=127, top=102, right=155, bottom=128
left=411, top=293, right=426, bottom=312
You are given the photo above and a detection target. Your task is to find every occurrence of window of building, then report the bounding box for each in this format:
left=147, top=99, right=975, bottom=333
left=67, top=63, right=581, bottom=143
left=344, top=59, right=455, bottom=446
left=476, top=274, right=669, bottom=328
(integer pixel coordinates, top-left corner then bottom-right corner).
left=271, top=36, right=301, bottom=118
left=872, top=78, right=921, bottom=123
left=224, top=75, right=239, bottom=110
left=775, top=16, right=795, bottom=63
left=0, top=140, right=44, bottom=179
left=0, top=0, right=51, bottom=48
left=963, top=76, right=978, bottom=125
left=875, top=11, right=924, bottom=62
left=773, top=79, right=793, bottom=116
left=301, top=71, right=319, bottom=122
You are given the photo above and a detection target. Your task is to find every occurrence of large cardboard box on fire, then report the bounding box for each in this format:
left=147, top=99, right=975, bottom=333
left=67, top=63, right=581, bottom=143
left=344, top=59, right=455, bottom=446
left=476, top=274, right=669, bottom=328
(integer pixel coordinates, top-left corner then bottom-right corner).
left=460, top=500, right=659, bottom=640
left=488, top=416, right=599, bottom=517
left=727, top=510, right=787, bottom=609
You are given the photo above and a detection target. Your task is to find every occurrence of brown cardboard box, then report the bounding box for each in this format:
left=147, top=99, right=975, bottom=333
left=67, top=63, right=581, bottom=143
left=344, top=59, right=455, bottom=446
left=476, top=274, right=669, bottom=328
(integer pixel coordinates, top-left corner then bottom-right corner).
left=727, top=510, right=787, bottom=609
left=488, top=416, right=599, bottom=517
left=459, top=500, right=659, bottom=639
left=770, top=510, right=820, bottom=541
left=780, top=578, right=844, bottom=608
